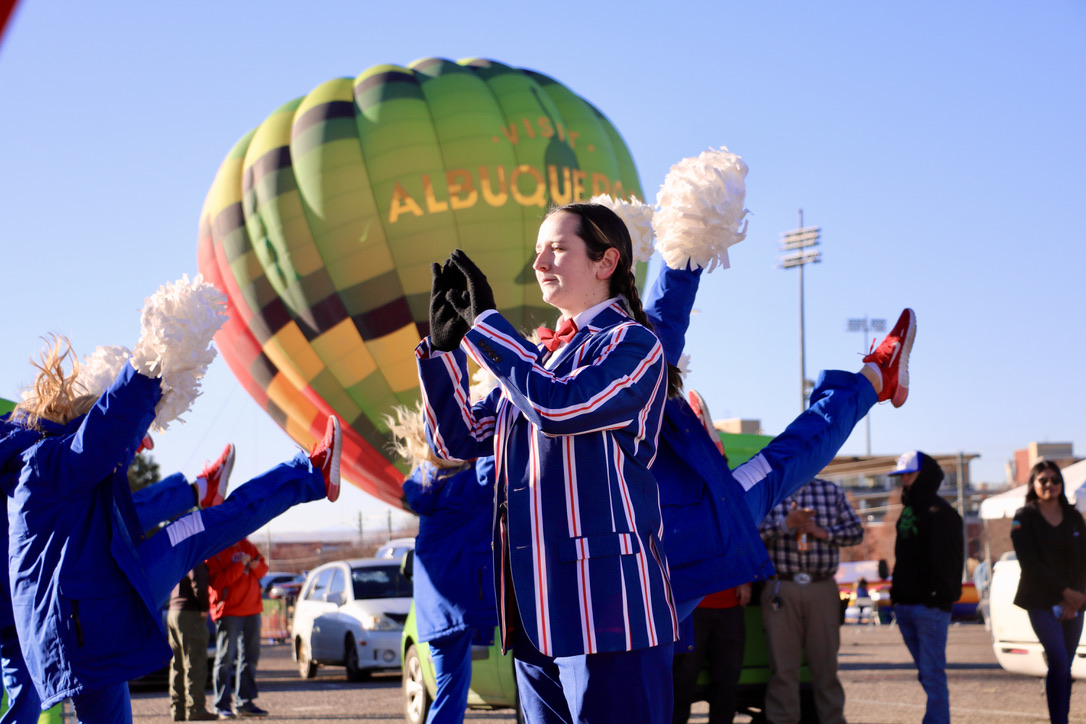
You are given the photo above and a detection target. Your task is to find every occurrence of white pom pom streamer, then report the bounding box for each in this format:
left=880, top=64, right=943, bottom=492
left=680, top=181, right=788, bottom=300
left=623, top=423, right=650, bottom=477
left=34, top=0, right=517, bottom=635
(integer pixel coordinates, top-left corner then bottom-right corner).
left=654, top=147, right=750, bottom=272
left=79, top=346, right=133, bottom=398
left=676, top=353, right=691, bottom=381
left=589, top=194, right=656, bottom=264
left=130, top=274, right=228, bottom=431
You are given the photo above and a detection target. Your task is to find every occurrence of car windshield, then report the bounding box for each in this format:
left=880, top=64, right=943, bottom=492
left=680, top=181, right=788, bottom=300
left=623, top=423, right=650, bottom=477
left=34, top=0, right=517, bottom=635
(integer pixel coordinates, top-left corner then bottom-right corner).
left=351, top=565, right=412, bottom=600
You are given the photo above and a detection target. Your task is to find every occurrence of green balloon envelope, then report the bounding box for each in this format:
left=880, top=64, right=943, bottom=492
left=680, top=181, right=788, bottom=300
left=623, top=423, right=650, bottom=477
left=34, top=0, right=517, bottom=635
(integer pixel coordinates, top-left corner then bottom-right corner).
left=198, top=58, right=644, bottom=509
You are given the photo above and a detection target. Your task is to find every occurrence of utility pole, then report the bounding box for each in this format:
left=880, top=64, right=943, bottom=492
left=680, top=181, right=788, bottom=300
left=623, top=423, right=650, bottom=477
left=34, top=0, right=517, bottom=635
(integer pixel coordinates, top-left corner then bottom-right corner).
left=779, top=211, right=822, bottom=411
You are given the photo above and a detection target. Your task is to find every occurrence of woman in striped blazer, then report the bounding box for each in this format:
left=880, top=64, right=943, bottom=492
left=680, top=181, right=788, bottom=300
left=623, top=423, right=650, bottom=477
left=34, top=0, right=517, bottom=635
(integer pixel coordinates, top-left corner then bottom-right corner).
left=416, top=203, right=679, bottom=724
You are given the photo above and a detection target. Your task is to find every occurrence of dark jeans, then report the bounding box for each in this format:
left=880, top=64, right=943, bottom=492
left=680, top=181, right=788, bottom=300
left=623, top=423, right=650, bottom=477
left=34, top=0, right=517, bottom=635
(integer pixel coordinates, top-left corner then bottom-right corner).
left=1028, top=608, right=1085, bottom=724
left=894, top=604, right=951, bottom=724
left=213, top=614, right=262, bottom=711
left=672, top=606, right=745, bottom=724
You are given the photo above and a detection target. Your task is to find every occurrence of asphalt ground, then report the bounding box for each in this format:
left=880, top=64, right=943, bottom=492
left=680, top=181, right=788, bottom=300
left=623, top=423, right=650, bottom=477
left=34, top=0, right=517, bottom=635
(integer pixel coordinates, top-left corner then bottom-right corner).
left=127, top=621, right=1086, bottom=723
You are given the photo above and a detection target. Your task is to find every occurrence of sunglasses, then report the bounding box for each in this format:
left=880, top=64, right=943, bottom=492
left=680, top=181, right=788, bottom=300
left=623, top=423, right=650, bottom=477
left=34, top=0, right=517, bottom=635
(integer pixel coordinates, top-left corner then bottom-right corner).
left=1036, top=476, right=1062, bottom=486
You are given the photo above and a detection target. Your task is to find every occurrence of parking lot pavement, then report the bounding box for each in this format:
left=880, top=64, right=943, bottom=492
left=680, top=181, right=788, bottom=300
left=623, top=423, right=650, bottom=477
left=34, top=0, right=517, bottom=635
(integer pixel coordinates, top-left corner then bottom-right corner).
left=129, top=623, right=1086, bottom=723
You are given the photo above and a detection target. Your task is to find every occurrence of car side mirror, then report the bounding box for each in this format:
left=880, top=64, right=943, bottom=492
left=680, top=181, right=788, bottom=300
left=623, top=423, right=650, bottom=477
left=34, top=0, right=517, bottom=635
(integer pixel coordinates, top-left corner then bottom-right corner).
left=401, top=549, right=414, bottom=584
left=326, top=591, right=345, bottom=606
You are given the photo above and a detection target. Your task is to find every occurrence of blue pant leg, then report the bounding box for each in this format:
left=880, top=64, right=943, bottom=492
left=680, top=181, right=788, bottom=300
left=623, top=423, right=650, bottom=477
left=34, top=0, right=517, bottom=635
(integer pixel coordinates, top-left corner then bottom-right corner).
left=142, top=453, right=325, bottom=609
left=213, top=617, right=242, bottom=711
left=236, top=614, right=262, bottom=706
left=0, top=627, right=41, bottom=724
left=514, top=636, right=574, bottom=724
left=71, top=681, right=132, bottom=724
left=1028, top=608, right=1081, bottom=724
left=737, top=370, right=877, bottom=522
left=897, top=605, right=950, bottom=724
left=556, top=644, right=674, bottom=724
left=426, top=630, right=473, bottom=724
left=133, top=473, right=194, bottom=532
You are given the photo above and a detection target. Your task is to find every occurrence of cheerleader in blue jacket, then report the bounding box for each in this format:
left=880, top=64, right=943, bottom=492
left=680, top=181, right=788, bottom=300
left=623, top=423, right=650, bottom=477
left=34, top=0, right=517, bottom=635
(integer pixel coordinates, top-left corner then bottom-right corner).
left=646, top=263, right=913, bottom=620
left=417, top=203, right=680, bottom=724
left=389, top=404, right=498, bottom=724
left=0, top=418, right=213, bottom=724
left=4, top=336, right=343, bottom=724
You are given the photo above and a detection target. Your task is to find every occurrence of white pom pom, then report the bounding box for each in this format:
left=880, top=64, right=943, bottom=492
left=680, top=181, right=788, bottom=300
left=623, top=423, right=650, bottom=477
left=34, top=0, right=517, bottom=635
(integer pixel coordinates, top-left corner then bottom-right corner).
left=130, top=274, right=228, bottom=431
left=590, top=194, right=656, bottom=264
left=79, top=346, right=133, bottom=397
left=676, top=353, right=691, bottom=381
left=654, top=147, right=750, bottom=272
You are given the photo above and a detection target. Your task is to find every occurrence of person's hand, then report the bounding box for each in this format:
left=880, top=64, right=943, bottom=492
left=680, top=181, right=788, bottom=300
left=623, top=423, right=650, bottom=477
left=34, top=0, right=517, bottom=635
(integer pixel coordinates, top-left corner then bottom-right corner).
left=737, top=583, right=752, bottom=606
left=429, top=260, right=470, bottom=352
left=785, top=503, right=815, bottom=532
left=1063, top=588, right=1086, bottom=611
left=449, top=249, right=496, bottom=324
left=1060, top=604, right=1078, bottom=622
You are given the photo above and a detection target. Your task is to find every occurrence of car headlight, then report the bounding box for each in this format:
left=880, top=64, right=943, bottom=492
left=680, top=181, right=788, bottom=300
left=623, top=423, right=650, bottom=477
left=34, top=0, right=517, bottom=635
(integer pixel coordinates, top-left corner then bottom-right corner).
left=360, top=613, right=402, bottom=631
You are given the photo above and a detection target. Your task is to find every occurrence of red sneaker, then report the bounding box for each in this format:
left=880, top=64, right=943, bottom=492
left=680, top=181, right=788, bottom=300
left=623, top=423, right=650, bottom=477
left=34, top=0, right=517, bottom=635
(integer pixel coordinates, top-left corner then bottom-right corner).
left=310, top=416, right=342, bottom=502
left=199, top=443, right=235, bottom=508
left=863, top=308, right=916, bottom=408
left=687, top=389, right=724, bottom=455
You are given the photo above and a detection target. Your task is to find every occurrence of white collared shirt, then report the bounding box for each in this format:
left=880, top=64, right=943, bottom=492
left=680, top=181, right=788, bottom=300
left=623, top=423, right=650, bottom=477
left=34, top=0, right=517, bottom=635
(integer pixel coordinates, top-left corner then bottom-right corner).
left=544, top=297, right=622, bottom=369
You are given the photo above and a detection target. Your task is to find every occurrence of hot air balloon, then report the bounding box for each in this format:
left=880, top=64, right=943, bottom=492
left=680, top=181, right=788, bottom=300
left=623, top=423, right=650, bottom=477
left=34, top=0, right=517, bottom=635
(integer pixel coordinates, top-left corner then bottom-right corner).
left=197, top=57, right=643, bottom=509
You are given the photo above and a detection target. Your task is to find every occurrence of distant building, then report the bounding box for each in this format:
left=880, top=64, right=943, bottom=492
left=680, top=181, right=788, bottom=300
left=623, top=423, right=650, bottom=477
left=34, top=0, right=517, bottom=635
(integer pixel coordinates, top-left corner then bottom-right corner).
left=1012, top=442, right=1078, bottom=484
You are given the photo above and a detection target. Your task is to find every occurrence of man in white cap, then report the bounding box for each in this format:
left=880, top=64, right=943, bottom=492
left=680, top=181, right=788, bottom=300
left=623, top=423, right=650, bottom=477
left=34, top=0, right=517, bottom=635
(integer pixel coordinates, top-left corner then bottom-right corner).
left=888, top=450, right=963, bottom=724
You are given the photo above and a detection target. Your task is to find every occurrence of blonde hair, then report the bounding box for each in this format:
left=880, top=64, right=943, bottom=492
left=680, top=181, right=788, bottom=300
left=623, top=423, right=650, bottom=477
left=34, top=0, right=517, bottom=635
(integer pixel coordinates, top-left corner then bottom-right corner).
left=13, top=335, right=98, bottom=430
left=384, top=402, right=465, bottom=478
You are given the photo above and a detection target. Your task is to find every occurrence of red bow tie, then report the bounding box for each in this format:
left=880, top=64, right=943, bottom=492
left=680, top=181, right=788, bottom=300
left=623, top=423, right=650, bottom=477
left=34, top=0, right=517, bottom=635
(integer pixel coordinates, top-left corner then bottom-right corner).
left=537, top=318, right=578, bottom=352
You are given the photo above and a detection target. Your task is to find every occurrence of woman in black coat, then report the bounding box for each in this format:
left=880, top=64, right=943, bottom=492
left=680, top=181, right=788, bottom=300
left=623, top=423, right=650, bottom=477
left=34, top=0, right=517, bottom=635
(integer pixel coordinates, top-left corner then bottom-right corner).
left=1011, top=460, right=1086, bottom=724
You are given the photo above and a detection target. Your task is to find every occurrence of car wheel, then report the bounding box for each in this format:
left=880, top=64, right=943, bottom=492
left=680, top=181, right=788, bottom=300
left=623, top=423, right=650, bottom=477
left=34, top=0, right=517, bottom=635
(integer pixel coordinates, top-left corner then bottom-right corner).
left=345, top=634, right=370, bottom=682
left=403, top=644, right=431, bottom=724
left=296, top=637, right=318, bottom=679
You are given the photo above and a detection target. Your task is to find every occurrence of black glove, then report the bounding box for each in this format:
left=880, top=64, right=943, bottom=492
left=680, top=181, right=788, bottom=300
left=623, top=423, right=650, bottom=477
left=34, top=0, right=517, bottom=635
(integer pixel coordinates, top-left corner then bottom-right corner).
left=449, top=249, right=496, bottom=324
left=428, top=260, right=470, bottom=352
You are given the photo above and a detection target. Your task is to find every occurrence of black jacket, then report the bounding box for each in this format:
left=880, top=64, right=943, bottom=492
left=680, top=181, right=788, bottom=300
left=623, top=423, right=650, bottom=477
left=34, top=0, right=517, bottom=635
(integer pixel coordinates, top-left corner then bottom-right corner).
left=890, top=453, right=963, bottom=611
left=1011, top=502, right=1086, bottom=611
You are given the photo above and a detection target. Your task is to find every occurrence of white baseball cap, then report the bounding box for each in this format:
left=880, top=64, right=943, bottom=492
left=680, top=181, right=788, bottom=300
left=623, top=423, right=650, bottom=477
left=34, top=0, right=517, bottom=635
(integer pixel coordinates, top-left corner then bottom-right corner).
left=888, top=450, right=922, bottom=475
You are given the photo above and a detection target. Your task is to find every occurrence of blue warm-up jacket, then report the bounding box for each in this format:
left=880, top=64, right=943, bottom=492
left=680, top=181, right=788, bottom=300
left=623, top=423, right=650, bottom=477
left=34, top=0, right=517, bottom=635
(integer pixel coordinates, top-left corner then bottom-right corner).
left=402, top=458, right=498, bottom=644
left=5, top=364, right=171, bottom=707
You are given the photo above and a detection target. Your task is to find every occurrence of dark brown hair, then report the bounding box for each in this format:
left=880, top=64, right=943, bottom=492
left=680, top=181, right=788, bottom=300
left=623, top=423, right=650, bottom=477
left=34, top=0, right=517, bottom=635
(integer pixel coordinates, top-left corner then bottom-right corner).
left=545, top=203, right=682, bottom=398
left=1025, top=459, right=1070, bottom=509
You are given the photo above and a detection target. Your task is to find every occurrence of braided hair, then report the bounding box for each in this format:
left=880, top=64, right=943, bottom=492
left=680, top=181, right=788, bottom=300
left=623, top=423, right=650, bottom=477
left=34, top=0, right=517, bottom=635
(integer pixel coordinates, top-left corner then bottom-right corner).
left=545, top=203, right=683, bottom=399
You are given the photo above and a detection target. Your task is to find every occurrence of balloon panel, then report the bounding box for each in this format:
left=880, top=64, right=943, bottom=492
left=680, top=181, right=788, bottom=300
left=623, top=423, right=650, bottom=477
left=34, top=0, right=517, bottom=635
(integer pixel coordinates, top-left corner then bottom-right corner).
left=198, top=58, right=643, bottom=508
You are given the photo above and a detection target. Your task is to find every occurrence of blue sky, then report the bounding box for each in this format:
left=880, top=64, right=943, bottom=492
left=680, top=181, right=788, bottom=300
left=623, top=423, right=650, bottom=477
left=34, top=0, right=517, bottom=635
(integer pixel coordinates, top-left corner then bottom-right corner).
left=1, top=1, right=1083, bottom=533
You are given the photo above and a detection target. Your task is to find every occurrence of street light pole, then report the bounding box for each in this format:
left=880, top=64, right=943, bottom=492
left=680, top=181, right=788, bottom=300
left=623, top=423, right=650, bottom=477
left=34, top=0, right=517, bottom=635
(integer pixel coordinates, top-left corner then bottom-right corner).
left=846, top=316, right=886, bottom=455
left=778, top=210, right=821, bottom=412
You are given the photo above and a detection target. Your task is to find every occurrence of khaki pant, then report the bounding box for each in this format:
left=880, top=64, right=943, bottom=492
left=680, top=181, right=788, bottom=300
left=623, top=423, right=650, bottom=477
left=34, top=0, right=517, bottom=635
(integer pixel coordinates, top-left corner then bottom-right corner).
left=760, top=578, right=846, bottom=724
left=168, top=609, right=210, bottom=719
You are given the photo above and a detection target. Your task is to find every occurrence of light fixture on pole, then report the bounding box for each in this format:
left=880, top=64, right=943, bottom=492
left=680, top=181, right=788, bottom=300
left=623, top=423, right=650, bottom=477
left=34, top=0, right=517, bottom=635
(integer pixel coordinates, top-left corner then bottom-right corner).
left=778, top=210, right=821, bottom=412
left=846, top=316, right=886, bottom=456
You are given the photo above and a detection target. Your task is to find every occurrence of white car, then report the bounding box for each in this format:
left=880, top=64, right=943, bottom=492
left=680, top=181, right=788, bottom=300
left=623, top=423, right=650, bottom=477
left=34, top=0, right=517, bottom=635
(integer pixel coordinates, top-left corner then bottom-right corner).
left=292, top=558, right=413, bottom=681
left=374, top=537, right=415, bottom=563
left=988, top=552, right=1086, bottom=679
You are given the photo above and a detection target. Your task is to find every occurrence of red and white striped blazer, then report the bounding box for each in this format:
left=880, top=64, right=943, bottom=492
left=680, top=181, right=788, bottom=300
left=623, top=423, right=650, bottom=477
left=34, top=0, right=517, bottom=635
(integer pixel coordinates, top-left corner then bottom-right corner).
left=416, top=303, right=677, bottom=657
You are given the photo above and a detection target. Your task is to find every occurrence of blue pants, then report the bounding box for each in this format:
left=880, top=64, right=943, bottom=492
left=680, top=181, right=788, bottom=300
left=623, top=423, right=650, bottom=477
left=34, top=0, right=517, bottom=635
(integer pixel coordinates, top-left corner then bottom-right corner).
left=1028, top=607, right=1084, bottom=724
left=213, top=614, right=262, bottom=711
left=0, top=626, right=40, bottom=724
left=144, top=452, right=324, bottom=609
left=514, top=633, right=673, bottom=724
left=894, top=604, right=951, bottom=724
left=71, top=682, right=131, bottom=724
left=426, top=630, right=473, bottom=724
left=735, top=369, right=876, bottom=524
